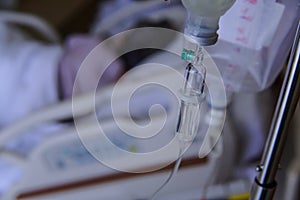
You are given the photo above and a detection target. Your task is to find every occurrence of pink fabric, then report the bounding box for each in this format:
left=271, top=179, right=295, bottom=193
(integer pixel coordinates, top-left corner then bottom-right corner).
left=58, top=34, right=124, bottom=99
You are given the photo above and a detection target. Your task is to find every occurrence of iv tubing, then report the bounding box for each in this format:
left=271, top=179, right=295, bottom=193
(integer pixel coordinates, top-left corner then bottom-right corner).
left=150, top=60, right=205, bottom=199
left=150, top=147, right=184, bottom=200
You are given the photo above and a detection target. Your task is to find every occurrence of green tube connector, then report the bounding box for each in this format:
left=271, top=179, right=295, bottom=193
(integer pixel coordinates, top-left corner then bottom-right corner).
left=181, top=48, right=195, bottom=62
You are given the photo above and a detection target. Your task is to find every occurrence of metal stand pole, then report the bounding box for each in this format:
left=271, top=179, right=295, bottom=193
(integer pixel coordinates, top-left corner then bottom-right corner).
left=250, top=21, right=300, bottom=200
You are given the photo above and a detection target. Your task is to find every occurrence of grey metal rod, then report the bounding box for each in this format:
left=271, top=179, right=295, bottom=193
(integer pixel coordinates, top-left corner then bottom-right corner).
left=251, top=20, right=300, bottom=200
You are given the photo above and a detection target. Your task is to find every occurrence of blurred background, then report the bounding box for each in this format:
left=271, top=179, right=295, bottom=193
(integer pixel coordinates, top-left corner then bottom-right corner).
left=0, top=0, right=299, bottom=199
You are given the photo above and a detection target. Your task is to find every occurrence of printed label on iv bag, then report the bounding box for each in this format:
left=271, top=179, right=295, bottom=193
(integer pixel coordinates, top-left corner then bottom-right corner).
left=206, top=0, right=284, bottom=92
left=219, top=0, right=284, bottom=48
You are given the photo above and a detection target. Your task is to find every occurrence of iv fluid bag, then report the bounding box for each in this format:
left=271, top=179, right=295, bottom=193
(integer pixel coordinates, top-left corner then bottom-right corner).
left=205, top=0, right=299, bottom=92
left=181, top=0, right=236, bottom=17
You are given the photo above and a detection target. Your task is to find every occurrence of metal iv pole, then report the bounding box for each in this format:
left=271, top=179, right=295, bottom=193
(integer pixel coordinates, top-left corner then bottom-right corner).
left=250, top=20, right=300, bottom=200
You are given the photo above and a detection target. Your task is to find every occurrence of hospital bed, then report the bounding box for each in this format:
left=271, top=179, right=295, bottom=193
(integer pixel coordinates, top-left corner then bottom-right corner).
left=0, top=64, right=243, bottom=200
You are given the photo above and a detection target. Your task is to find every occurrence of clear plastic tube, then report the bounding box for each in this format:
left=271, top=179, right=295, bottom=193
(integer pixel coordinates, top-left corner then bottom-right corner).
left=176, top=63, right=206, bottom=143
left=149, top=46, right=206, bottom=200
